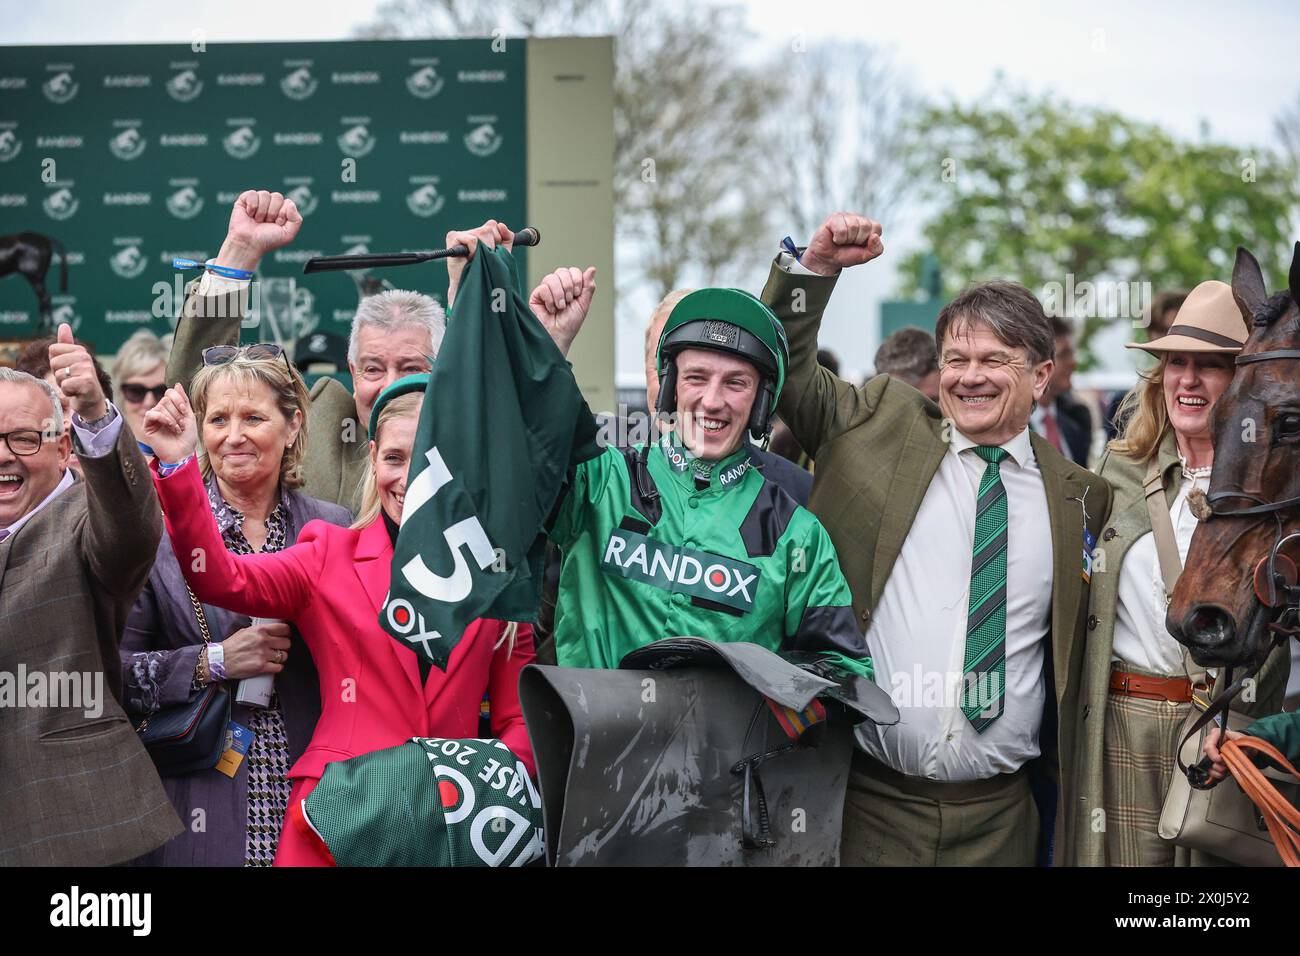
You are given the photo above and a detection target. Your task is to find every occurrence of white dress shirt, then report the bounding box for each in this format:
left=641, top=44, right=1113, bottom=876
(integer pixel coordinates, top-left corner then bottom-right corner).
left=198, top=270, right=250, bottom=296
left=773, top=251, right=1055, bottom=780
left=0, top=404, right=125, bottom=540
left=856, top=426, right=1055, bottom=781
left=1111, top=463, right=1210, bottom=674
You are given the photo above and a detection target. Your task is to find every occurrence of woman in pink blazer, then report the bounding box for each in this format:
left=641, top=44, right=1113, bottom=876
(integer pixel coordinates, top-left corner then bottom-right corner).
left=143, top=372, right=535, bottom=866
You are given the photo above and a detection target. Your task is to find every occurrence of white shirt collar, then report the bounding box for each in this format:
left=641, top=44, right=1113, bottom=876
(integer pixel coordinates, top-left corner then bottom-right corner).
left=949, top=425, right=1034, bottom=469
left=1, top=467, right=75, bottom=539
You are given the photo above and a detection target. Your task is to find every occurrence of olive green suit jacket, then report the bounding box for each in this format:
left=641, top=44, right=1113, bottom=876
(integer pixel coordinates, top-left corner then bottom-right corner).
left=760, top=260, right=1112, bottom=846
left=165, top=280, right=367, bottom=511
left=1062, top=430, right=1291, bottom=866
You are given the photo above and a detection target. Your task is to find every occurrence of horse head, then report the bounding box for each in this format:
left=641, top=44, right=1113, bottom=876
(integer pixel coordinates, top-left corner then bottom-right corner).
left=1166, top=244, right=1300, bottom=670
left=285, top=68, right=311, bottom=92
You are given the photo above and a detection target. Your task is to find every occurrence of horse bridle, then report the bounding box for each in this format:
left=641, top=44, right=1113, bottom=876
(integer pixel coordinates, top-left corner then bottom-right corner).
left=1180, top=346, right=1300, bottom=790
left=1203, top=346, right=1300, bottom=614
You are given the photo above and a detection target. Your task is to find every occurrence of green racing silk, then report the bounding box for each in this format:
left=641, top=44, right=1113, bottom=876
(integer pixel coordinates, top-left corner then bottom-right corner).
left=548, top=431, right=866, bottom=669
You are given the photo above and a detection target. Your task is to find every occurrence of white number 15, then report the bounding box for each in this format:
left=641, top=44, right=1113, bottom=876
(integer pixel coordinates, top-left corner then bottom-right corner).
left=398, top=446, right=497, bottom=603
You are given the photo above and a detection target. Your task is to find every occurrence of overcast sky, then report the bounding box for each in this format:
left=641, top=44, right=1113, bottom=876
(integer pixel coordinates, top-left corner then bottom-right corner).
left=6, top=0, right=1299, bottom=386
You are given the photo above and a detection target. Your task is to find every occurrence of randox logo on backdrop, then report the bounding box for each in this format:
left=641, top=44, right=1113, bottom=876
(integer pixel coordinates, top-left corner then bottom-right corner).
left=165, top=185, right=204, bottom=220
left=601, top=528, right=758, bottom=613
left=42, top=71, right=78, bottom=104
left=166, top=69, right=203, bottom=102
left=0, top=128, right=20, bottom=163
left=223, top=125, right=261, bottom=159
left=406, top=183, right=445, bottom=218
left=110, top=244, right=147, bottom=279
left=43, top=186, right=78, bottom=220
left=281, top=66, right=318, bottom=100
left=406, top=65, right=444, bottom=99
left=286, top=184, right=318, bottom=217
left=464, top=121, right=502, bottom=157
left=109, top=127, right=146, bottom=161
left=338, top=124, right=376, bottom=158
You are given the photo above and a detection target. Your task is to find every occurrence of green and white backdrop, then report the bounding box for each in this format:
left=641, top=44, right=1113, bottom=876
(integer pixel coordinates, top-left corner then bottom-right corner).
left=0, top=37, right=614, bottom=408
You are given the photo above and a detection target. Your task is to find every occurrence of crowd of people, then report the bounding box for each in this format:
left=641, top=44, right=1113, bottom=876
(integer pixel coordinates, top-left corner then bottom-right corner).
left=1, top=189, right=1296, bottom=867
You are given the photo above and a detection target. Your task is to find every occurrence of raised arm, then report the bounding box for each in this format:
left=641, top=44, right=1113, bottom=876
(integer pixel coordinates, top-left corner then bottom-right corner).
left=47, top=323, right=162, bottom=598
left=760, top=212, right=886, bottom=456
left=443, top=219, right=595, bottom=358
left=143, top=383, right=320, bottom=621
left=165, top=189, right=302, bottom=387
left=444, top=220, right=515, bottom=310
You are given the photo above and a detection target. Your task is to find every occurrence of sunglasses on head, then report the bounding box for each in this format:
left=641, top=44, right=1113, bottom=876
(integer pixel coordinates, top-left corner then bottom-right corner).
left=201, top=343, right=292, bottom=374
left=120, top=382, right=169, bottom=404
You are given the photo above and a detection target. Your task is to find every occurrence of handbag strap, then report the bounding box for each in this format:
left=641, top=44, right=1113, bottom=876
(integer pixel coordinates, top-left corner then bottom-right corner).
left=1221, top=736, right=1300, bottom=866
left=184, top=583, right=213, bottom=645
left=1144, top=457, right=1207, bottom=687
left=1143, top=457, right=1182, bottom=596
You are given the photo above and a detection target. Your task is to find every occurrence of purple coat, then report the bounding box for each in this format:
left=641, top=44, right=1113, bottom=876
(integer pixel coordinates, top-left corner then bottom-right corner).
left=120, top=484, right=351, bottom=866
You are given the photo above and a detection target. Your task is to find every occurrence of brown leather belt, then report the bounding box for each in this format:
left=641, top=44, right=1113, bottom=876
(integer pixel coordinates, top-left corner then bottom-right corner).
left=1108, top=669, right=1194, bottom=703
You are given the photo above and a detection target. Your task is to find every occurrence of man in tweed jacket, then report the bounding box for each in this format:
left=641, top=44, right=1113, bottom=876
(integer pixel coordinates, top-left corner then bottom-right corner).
left=0, top=327, right=181, bottom=865
left=761, top=214, right=1110, bottom=865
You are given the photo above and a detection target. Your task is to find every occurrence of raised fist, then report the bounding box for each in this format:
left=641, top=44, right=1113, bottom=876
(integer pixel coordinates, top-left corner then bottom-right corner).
left=215, top=189, right=303, bottom=272
left=445, top=220, right=515, bottom=309
left=529, top=266, right=596, bottom=358
left=801, top=212, right=885, bottom=277
left=47, top=323, right=107, bottom=421
left=142, top=383, right=199, bottom=465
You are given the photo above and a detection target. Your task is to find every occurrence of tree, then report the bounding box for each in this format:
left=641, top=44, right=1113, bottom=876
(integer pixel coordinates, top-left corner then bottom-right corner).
left=769, top=40, right=920, bottom=242
left=355, top=0, right=609, bottom=39
left=896, top=85, right=1298, bottom=363
left=1273, top=90, right=1300, bottom=236
left=357, top=0, right=784, bottom=304
left=1274, top=90, right=1300, bottom=167
left=612, top=5, right=782, bottom=296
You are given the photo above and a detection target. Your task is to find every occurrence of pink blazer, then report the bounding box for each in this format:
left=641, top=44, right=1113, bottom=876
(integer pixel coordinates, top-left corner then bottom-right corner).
left=153, top=459, right=535, bottom=865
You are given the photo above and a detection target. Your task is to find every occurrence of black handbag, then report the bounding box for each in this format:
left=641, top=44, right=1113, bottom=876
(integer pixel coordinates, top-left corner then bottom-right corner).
left=130, top=584, right=231, bottom=777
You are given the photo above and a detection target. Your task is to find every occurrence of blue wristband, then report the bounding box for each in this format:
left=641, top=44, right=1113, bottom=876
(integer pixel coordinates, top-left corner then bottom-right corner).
left=204, top=259, right=255, bottom=281
left=171, top=257, right=255, bottom=281
left=780, top=236, right=802, bottom=263
left=157, top=454, right=194, bottom=478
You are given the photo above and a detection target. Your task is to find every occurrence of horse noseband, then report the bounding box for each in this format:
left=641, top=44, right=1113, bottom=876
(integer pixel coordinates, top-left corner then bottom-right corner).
left=1253, top=551, right=1299, bottom=608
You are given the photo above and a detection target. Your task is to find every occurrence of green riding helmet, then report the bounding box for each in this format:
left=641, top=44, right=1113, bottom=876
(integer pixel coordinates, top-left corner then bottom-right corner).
left=654, top=287, right=790, bottom=441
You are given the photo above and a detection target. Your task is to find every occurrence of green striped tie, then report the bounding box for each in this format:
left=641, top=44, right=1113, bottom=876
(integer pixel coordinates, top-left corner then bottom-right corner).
left=963, top=445, right=1009, bottom=732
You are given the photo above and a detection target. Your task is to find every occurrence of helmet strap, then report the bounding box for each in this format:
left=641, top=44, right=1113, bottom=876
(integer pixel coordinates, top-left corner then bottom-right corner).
left=747, top=378, right=776, bottom=442
left=655, top=360, right=678, bottom=426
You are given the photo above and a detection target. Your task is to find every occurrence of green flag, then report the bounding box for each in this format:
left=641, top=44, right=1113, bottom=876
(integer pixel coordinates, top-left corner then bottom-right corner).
left=380, top=245, right=600, bottom=668
left=302, top=738, right=544, bottom=866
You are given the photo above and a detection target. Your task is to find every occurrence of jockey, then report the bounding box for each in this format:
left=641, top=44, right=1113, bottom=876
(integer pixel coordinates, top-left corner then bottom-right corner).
left=442, top=221, right=869, bottom=671
left=547, top=286, right=871, bottom=669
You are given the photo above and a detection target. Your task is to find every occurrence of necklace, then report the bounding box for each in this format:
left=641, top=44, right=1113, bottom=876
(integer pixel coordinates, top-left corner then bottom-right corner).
left=1178, top=455, right=1212, bottom=481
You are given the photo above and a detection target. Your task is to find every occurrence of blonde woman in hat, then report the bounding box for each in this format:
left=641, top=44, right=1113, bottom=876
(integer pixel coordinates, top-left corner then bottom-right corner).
left=1061, top=281, right=1291, bottom=866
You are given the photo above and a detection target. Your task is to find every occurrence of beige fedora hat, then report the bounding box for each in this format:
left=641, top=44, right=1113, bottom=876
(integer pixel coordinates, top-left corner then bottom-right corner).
left=1125, top=279, right=1248, bottom=354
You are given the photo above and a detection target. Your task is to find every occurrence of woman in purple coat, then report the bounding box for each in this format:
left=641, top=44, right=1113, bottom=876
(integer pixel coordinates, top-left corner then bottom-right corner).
left=121, top=347, right=350, bottom=866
